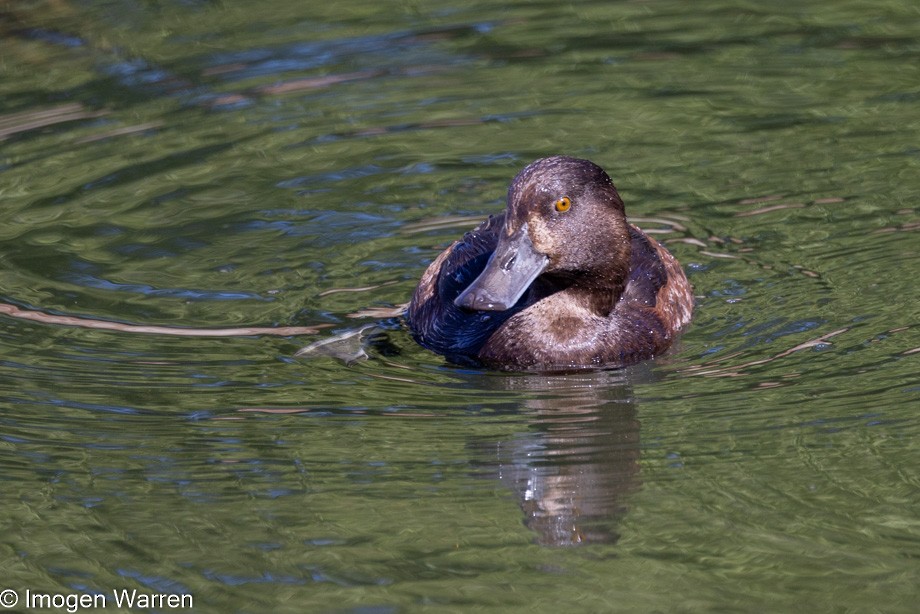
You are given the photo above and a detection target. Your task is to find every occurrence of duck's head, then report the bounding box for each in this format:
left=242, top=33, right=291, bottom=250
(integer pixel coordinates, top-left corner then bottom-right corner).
left=455, top=156, right=632, bottom=312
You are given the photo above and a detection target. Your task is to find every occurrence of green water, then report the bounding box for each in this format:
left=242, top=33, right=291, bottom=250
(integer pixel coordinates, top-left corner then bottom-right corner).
left=1, top=0, right=918, bottom=612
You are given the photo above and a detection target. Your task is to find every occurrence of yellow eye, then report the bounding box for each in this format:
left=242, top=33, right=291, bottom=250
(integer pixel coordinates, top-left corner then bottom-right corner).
left=554, top=196, right=571, bottom=212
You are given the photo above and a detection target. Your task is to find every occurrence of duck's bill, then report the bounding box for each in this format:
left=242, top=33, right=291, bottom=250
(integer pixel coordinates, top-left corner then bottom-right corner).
left=454, top=223, right=548, bottom=311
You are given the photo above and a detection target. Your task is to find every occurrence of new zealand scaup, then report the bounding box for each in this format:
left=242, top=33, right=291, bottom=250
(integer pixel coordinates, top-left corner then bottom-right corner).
left=407, top=156, right=693, bottom=371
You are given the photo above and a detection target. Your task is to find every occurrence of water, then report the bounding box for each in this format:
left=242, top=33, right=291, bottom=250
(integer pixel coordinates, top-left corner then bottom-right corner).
left=1, top=0, right=918, bottom=611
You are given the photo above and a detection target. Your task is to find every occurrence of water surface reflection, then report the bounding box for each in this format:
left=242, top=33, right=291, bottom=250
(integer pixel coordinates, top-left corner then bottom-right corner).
left=469, top=369, right=647, bottom=546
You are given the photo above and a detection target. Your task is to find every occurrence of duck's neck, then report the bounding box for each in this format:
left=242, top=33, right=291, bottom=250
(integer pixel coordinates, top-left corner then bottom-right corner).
left=534, top=273, right=627, bottom=317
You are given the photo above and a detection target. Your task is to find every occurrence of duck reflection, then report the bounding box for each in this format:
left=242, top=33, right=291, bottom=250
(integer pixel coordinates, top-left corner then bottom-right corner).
left=468, top=367, right=650, bottom=546
left=300, top=327, right=651, bottom=546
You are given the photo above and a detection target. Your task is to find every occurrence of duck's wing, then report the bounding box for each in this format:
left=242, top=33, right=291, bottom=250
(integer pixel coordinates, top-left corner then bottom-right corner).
left=407, top=213, right=518, bottom=363
left=621, top=225, right=693, bottom=332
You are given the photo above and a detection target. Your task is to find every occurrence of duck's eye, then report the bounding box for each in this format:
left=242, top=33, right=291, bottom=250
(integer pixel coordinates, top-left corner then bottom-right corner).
left=554, top=196, right=572, bottom=213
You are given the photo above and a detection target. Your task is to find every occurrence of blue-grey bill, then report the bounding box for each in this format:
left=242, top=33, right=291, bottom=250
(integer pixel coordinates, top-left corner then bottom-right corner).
left=454, top=222, right=549, bottom=311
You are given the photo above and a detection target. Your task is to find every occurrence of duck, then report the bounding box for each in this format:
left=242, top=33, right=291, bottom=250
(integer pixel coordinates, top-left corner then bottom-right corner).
left=406, top=155, right=693, bottom=372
